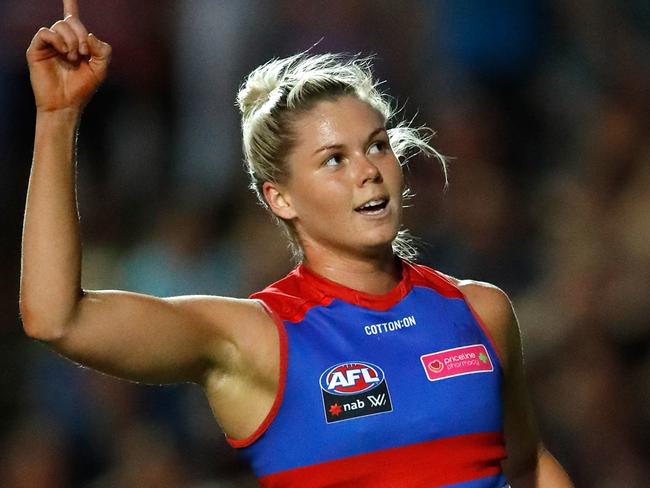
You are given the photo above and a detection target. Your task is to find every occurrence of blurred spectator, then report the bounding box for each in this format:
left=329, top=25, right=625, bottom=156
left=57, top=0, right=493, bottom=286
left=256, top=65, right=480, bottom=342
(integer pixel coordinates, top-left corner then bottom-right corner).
left=0, top=417, right=70, bottom=488
left=171, top=0, right=270, bottom=206
left=119, top=201, right=244, bottom=297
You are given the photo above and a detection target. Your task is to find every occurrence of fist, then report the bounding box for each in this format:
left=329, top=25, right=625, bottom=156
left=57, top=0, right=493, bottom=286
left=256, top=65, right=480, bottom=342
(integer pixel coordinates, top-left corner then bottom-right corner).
left=26, top=0, right=112, bottom=113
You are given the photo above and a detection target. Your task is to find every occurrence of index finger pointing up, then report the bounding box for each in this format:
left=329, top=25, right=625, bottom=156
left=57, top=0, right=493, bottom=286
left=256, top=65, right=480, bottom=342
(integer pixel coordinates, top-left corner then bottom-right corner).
left=63, top=0, right=79, bottom=18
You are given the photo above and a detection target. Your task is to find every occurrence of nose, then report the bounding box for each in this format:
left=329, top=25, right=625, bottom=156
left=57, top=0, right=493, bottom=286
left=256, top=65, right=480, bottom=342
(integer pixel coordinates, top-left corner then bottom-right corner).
left=353, top=154, right=382, bottom=187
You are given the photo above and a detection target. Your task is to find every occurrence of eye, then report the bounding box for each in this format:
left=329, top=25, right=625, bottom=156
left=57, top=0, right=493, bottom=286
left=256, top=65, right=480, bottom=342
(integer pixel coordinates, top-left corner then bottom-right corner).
left=323, top=153, right=343, bottom=167
left=367, top=140, right=388, bottom=155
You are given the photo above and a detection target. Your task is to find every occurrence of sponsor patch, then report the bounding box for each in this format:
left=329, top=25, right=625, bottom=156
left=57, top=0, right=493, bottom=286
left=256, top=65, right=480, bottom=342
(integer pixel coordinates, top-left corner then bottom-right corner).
left=420, top=344, right=493, bottom=382
left=319, top=361, right=392, bottom=423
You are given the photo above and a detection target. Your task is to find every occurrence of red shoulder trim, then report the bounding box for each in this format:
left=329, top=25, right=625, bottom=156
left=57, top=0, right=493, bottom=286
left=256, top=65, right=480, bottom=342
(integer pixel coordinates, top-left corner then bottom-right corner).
left=226, top=299, right=288, bottom=448
left=402, top=261, right=465, bottom=299
left=250, top=267, right=335, bottom=323
left=413, top=265, right=504, bottom=367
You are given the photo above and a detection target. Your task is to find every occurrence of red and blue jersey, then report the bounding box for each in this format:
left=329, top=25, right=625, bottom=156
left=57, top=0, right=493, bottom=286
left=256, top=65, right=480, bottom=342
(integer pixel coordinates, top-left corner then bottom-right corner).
left=227, top=260, right=508, bottom=487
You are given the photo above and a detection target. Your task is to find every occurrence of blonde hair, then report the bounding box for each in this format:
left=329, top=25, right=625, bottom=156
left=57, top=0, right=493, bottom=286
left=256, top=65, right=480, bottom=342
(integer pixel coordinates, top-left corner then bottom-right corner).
left=237, top=52, right=447, bottom=261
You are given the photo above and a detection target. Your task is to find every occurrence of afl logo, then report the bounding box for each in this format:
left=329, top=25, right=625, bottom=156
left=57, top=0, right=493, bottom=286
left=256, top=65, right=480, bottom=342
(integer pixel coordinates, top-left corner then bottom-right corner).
left=319, top=362, right=385, bottom=396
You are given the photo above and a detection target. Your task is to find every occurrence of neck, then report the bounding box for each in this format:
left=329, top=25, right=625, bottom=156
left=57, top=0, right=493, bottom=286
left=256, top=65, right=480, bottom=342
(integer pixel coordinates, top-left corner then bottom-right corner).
left=302, top=244, right=401, bottom=295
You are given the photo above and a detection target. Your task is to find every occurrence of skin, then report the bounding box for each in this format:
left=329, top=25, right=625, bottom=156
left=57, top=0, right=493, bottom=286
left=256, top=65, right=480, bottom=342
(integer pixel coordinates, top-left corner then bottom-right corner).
left=21, top=2, right=573, bottom=485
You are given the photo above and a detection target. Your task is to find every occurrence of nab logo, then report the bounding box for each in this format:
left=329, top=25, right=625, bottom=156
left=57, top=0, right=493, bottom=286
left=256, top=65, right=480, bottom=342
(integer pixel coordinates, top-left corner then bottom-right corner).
left=319, top=362, right=384, bottom=395
left=319, top=361, right=392, bottom=423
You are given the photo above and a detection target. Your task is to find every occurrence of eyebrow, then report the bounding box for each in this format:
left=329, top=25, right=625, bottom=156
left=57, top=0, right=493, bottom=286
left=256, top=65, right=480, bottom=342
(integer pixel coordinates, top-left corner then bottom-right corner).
left=312, top=127, right=387, bottom=155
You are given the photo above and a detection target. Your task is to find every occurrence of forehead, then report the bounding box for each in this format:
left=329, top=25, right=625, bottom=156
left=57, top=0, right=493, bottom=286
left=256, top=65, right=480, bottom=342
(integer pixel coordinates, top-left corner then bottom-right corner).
left=291, top=96, right=385, bottom=149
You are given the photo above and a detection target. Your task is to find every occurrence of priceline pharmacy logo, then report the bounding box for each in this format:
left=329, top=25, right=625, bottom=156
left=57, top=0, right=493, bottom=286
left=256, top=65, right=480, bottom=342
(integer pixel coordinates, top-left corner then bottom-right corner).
left=420, top=344, right=493, bottom=382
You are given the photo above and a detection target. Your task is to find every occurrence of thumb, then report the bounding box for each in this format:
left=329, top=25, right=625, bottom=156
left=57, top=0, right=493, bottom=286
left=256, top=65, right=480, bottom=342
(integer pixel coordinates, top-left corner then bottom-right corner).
left=87, top=33, right=112, bottom=69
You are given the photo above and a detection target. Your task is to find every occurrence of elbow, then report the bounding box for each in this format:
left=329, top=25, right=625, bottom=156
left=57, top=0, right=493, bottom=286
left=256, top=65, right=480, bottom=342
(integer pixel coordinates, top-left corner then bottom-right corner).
left=19, top=300, right=67, bottom=342
left=19, top=287, right=85, bottom=342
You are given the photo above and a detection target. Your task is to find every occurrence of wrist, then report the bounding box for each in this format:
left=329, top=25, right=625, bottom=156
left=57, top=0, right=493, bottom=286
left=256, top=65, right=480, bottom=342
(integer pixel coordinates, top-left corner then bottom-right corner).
left=36, top=107, right=83, bottom=125
left=34, top=109, right=82, bottom=151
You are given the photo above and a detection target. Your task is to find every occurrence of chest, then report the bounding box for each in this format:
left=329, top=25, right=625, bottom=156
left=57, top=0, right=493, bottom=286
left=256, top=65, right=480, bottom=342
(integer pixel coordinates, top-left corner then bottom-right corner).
left=282, top=288, right=503, bottom=442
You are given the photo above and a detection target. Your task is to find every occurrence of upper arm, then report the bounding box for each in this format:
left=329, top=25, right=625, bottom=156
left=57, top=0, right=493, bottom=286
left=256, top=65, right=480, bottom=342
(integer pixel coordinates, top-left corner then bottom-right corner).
left=457, top=280, right=542, bottom=478
left=43, top=290, right=274, bottom=385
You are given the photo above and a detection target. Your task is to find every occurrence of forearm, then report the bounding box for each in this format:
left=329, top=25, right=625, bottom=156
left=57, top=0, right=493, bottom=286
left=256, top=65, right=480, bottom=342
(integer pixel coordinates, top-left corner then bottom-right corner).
left=508, top=446, right=573, bottom=488
left=20, top=109, right=84, bottom=339
left=535, top=448, right=573, bottom=487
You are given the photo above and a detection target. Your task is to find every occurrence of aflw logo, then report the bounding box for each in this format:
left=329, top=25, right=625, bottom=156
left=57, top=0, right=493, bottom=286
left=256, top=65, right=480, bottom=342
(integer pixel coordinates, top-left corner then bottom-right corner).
left=367, top=393, right=387, bottom=407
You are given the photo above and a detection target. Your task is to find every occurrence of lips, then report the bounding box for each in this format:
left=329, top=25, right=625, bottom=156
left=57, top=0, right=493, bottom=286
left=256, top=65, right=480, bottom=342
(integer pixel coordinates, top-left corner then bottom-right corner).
left=355, top=197, right=389, bottom=214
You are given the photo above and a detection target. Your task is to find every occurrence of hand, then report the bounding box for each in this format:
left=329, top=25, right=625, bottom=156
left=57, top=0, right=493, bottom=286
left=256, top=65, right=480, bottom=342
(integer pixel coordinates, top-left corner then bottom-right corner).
left=26, top=0, right=112, bottom=113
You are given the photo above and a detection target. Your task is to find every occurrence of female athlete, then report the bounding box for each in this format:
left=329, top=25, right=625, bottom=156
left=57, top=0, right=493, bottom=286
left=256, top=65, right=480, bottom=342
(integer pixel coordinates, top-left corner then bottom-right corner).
left=21, top=1, right=573, bottom=486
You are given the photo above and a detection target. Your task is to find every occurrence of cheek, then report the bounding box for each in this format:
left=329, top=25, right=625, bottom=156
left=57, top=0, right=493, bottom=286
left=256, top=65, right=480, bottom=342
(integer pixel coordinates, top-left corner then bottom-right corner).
left=292, top=178, right=346, bottom=218
left=385, top=159, right=404, bottom=189
left=313, top=186, right=350, bottom=217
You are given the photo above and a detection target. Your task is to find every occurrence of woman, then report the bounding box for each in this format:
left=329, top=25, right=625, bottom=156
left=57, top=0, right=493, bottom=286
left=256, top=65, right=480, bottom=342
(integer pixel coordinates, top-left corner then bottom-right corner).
left=21, top=1, right=573, bottom=486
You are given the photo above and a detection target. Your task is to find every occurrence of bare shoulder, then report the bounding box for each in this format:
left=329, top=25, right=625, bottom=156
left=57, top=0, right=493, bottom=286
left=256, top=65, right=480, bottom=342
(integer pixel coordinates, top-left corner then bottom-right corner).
left=444, top=275, right=517, bottom=369
left=165, top=294, right=279, bottom=365
left=165, top=294, right=273, bottom=330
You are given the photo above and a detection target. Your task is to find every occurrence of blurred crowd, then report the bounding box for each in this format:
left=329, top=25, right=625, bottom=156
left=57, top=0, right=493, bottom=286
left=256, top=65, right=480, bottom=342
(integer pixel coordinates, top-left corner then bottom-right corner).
left=1, top=1, right=649, bottom=487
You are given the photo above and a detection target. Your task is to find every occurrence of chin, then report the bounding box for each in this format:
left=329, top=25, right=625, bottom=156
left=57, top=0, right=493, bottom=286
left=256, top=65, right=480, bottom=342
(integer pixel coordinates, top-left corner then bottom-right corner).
left=358, top=230, right=399, bottom=255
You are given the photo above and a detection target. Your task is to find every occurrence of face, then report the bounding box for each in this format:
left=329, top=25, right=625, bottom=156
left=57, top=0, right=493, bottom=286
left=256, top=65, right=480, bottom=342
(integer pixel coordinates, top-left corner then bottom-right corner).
left=264, top=96, right=403, bottom=259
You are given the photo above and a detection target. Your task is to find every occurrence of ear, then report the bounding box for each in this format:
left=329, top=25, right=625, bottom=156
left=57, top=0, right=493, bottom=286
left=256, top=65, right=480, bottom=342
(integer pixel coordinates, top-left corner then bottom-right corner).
left=263, top=181, right=297, bottom=220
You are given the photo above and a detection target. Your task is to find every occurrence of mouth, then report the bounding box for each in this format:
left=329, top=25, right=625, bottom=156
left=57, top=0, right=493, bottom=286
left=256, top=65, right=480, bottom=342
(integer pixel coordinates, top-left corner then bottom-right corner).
left=355, top=197, right=389, bottom=216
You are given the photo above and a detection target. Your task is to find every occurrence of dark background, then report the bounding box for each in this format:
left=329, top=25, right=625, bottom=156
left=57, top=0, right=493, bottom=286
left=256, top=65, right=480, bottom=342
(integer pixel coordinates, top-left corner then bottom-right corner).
left=1, top=1, right=649, bottom=486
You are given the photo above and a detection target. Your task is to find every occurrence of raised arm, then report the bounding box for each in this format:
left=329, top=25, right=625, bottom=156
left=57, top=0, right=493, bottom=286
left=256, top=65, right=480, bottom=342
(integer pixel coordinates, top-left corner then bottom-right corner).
left=21, top=0, right=113, bottom=345
left=20, top=2, right=275, bottom=391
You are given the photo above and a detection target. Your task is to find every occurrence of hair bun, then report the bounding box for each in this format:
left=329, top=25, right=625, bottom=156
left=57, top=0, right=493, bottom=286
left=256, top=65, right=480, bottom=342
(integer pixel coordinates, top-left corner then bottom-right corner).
left=237, top=58, right=289, bottom=119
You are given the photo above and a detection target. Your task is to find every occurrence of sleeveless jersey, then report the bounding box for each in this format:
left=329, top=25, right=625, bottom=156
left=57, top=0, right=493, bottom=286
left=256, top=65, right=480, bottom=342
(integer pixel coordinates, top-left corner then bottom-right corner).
left=227, top=260, right=508, bottom=487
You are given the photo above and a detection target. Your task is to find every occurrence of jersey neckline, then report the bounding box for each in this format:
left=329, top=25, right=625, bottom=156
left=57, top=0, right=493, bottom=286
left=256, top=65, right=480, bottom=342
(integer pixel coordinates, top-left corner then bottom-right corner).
left=295, top=259, right=413, bottom=310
